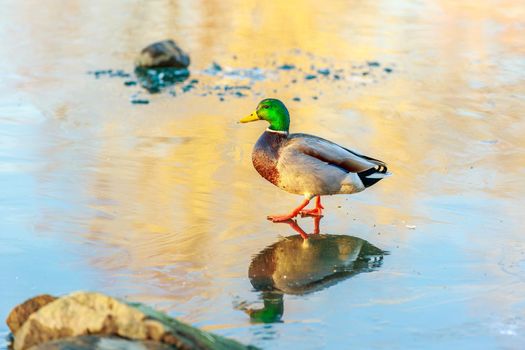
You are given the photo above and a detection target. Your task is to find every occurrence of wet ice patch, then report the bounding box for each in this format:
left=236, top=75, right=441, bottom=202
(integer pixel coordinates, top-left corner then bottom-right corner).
left=88, top=50, right=396, bottom=104
left=490, top=316, right=524, bottom=337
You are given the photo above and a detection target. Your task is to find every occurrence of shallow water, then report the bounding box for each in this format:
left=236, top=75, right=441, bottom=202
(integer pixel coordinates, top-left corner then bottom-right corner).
left=1, top=0, right=524, bottom=349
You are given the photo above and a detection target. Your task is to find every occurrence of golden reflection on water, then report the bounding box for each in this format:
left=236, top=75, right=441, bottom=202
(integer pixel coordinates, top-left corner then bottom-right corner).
left=1, top=0, right=524, bottom=347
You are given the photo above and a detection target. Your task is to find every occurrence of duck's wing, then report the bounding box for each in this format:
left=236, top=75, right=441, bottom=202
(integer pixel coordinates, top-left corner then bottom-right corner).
left=285, top=133, right=390, bottom=189
left=287, top=133, right=386, bottom=173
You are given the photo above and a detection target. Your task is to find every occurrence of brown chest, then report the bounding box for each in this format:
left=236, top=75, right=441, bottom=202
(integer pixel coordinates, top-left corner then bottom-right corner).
left=252, top=150, right=279, bottom=185
left=251, top=131, right=287, bottom=186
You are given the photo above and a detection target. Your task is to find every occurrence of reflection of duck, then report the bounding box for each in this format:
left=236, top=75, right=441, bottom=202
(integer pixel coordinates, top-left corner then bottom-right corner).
left=239, top=98, right=390, bottom=222
left=241, top=218, right=386, bottom=323
left=242, top=291, right=284, bottom=324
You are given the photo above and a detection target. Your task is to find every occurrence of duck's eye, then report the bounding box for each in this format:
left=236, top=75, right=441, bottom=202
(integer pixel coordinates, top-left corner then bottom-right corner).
left=262, top=105, right=270, bottom=109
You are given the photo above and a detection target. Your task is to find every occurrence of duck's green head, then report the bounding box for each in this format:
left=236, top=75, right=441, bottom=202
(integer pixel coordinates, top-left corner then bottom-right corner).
left=240, top=98, right=290, bottom=132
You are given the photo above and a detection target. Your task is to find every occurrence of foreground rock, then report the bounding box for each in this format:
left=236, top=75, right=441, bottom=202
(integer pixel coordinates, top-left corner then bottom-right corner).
left=135, top=39, right=190, bottom=69
left=8, top=291, right=257, bottom=350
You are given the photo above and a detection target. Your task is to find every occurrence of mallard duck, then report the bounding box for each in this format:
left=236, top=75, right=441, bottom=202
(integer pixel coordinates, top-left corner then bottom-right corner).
left=240, top=98, right=390, bottom=222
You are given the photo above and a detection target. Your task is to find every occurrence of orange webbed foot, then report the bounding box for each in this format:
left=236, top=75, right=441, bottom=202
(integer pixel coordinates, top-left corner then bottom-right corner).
left=267, top=198, right=311, bottom=222
left=299, top=196, right=323, bottom=217
left=299, top=208, right=323, bottom=217
left=267, top=214, right=299, bottom=222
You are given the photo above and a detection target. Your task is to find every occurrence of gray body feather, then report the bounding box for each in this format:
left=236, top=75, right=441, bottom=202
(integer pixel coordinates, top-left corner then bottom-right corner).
left=253, top=131, right=389, bottom=199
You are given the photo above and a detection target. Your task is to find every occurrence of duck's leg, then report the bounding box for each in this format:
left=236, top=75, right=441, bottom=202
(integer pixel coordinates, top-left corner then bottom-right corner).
left=313, top=216, right=321, bottom=234
left=267, top=199, right=310, bottom=222
left=300, top=196, right=324, bottom=217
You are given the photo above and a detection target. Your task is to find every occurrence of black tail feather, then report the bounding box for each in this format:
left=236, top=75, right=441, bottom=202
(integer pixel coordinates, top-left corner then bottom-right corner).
left=358, top=164, right=389, bottom=188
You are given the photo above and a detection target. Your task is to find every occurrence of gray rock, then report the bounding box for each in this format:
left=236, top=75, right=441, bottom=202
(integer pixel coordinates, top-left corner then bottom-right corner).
left=135, top=40, right=190, bottom=69
left=32, top=335, right=175, bottom=350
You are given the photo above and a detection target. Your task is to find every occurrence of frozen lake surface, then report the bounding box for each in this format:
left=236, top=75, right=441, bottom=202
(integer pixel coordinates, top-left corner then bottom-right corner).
left=1, top=1, right=524, bottom=349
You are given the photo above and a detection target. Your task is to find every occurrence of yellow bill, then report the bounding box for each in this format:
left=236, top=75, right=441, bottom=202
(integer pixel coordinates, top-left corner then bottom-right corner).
left=239, top=111, right=259, bottom=123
